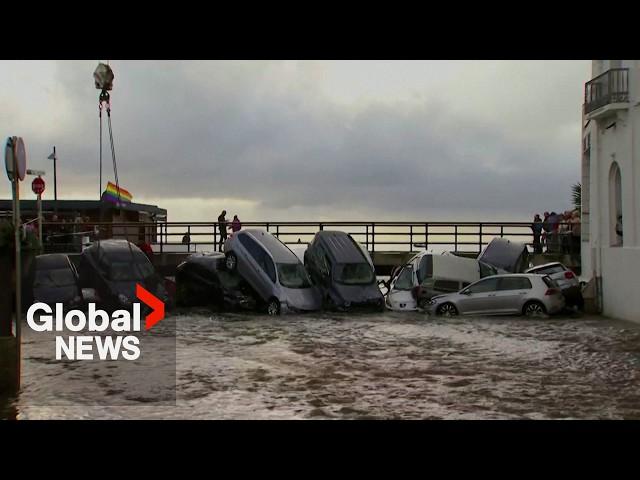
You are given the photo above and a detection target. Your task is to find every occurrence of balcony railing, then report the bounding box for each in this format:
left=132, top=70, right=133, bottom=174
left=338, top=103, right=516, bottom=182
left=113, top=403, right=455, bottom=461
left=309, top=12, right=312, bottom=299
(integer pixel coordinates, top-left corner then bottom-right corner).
left=584, top=68, right=629, bottom=114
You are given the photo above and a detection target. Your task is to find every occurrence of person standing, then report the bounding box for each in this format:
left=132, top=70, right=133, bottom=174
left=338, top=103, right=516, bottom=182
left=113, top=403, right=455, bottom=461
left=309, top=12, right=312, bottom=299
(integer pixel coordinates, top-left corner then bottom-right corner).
left=541, top=212, right=551, bottom=252
left=217, top=210, right=228, bottom=251
left=569, top=210, right=581, bottom=254
left=558, top=211, right=571, bottom=254
left=531, top=214, right=543, bottom=254
left=231, top=215, right=242, bottom=233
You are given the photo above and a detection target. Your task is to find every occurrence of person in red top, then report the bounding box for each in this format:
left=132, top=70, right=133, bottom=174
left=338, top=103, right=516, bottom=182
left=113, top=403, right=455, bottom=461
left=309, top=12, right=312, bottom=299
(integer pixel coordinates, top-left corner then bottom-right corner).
left=137, top=240, right=154, bottom=262
left=231, top=215, right=242, bottom=233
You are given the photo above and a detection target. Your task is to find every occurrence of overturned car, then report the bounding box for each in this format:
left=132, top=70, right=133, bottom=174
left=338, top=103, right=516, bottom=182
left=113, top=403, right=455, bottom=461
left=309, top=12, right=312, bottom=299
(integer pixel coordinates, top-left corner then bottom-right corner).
left=224, top=229, right=322, bottom=315
left=175, top=252, right=257, bottom=310
left=77, top=239, right=169, bottom=312
left=477, top=237, right=530, bottom=274
left=304, top=230, right=384, bottom=310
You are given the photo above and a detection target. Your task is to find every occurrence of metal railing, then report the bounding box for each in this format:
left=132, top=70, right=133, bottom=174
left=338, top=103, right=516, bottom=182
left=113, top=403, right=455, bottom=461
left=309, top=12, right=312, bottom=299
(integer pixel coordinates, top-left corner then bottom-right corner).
left=584, top=68, right=629, bottom=114
left=39, top=220, right=580, bottom=255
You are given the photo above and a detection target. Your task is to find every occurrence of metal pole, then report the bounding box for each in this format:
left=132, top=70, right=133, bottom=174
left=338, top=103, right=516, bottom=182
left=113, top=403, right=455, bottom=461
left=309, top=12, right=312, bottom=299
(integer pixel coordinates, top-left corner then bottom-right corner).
left=12, top=157, right=22, bottom=389
left=53, top=146, right=58, bottom=214
left=37, top=193, right=43, bottom=251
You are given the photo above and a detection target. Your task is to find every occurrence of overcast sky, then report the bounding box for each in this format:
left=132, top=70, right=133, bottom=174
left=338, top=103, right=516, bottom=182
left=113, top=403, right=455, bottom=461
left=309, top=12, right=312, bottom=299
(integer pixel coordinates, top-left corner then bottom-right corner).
left=0, top=60, right=591, bottom=222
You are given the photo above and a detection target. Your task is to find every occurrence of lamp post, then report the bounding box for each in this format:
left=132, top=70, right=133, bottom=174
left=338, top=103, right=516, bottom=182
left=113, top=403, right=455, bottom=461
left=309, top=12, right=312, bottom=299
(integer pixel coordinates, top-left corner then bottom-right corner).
left=47, top=147, right=57, bottom=214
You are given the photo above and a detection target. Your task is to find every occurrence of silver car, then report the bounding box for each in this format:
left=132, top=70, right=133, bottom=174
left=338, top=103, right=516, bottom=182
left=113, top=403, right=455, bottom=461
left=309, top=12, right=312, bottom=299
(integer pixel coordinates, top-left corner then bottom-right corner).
left=426, top=273, right=565, bottom=317
left=224, top=229, right=322, bottom=315
left=525, top=262, right=583, bottom=309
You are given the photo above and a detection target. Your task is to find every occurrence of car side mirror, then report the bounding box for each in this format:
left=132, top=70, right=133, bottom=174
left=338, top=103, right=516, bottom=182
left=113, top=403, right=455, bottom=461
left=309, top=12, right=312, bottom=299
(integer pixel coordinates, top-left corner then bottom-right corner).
left=461, top=290, right=471, bottom=296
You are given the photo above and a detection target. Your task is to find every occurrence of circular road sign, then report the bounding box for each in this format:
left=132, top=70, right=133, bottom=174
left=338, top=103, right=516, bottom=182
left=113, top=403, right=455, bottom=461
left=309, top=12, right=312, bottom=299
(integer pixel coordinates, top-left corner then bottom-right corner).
left=14, top=137, right=26, bottom=181
left=5, top=137, right=15, bottom=181
left=32, top=176, right=45, bottom=195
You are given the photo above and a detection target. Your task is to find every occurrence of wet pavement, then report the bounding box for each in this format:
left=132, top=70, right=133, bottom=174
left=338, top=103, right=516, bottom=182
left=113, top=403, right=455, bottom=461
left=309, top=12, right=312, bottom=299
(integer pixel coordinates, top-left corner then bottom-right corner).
left=3, top=309, right=640, bottom=419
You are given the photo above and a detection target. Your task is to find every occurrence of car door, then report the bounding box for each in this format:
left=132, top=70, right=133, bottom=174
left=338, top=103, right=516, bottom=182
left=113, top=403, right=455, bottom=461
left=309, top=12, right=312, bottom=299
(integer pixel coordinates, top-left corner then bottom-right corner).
left=457, top=277, right=500, bottom=315
left=494, top=277, right=532, bottom=314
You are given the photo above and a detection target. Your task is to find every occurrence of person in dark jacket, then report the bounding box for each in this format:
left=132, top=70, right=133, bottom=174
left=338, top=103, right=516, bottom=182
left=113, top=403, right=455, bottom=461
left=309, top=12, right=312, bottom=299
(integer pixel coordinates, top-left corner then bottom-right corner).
left=531, top=214, right=543, bottom=254
left=217, top=210, right=228, bottom=251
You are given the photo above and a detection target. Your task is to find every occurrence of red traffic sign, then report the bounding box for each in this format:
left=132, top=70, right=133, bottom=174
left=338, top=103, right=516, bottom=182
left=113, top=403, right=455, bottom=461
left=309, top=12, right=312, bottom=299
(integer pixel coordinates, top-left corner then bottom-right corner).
left=32, top=176, right=45, bottom=195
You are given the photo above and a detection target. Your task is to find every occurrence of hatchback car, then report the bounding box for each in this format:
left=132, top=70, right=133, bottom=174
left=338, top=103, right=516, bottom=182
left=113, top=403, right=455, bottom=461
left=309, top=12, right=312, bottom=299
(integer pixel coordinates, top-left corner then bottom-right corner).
left=304, top=230, right=383, bottom=310
left=29, top=254, right=83, bottom=309
left=426, top=273, right=565, bottom=317
left=525, top=262, right=583, bottom=309
left=78, top=239, right=169, bottom=312
left=224, top=229, right=321, bottom=315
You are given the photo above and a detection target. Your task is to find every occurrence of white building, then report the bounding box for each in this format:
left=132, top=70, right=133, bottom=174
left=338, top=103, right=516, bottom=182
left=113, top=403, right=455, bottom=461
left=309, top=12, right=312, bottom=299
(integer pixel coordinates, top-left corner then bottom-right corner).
left=582, top=60, right=640, bottom=322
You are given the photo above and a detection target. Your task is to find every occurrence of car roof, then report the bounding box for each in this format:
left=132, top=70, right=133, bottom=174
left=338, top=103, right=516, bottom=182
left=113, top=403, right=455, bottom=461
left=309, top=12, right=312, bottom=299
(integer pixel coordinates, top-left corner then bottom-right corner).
left=315, top=230, right=367, bottom=264
left=476, top=273, right=544, bottom=280
left=84, top=239, right=147, bottom=261
left=525, top=262, right=564, bottom=272
left=36, top=254, right=72, bottom=270
left=242, top=229, right=299, bottom=263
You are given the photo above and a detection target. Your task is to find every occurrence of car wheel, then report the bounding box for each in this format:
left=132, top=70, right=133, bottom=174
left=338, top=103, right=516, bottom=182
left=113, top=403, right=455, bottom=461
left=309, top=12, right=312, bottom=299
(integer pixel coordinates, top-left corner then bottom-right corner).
left=267, top=298, right=281, bottom=316
left=225, top=252, right=237, bottom=272
left=437, top=302, right=458, bottom=317
left=523, top=301, right=546, bottom=317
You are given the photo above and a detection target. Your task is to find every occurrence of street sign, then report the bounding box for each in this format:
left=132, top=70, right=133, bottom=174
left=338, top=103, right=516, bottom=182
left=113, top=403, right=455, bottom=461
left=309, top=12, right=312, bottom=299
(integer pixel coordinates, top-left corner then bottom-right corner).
left=14, top=137, right=26, bottom=181
left=32, top=176, right=45, bottom=195
left=4, top=136, right=26, bottom=181
left=5, top=137, right=15, bottom=181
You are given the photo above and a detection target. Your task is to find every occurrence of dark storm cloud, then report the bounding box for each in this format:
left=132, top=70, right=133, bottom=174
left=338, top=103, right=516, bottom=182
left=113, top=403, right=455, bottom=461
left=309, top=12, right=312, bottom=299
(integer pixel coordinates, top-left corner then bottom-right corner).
left=4, top=61, right=582, bottom=220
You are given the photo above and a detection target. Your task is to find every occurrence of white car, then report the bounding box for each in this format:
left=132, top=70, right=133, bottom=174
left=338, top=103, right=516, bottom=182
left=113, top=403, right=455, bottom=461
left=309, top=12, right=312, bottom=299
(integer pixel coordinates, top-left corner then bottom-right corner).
left=385, top=251, right=499, bottom=311
left=525, top=262, right=583, bottom=309
left=426, top=274, right=566, bottom=317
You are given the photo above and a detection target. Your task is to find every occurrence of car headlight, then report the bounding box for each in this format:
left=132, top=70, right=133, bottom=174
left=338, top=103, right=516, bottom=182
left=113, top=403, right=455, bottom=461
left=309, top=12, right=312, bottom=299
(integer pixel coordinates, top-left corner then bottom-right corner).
left=118, top=293, right=131, bottom=304
left=428, top=299, right=436, bottom=305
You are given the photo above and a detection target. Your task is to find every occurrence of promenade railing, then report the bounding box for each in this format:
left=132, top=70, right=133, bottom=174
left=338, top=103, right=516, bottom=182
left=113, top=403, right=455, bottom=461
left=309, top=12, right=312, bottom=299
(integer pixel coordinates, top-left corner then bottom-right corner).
left=40, top=220, right=575, bottom=255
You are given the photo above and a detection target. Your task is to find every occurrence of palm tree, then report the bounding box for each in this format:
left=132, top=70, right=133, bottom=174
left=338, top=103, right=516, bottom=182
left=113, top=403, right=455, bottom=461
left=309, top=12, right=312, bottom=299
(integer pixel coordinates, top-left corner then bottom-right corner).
left=571, top=182, right=581, bottom=213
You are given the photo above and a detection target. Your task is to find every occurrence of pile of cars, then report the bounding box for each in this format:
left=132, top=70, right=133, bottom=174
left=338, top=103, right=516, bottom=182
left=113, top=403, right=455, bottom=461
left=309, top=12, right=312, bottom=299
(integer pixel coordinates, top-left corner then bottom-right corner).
left=28, top=232, right=584, bottom=319
left=28, top=239, right=170, bottom=313
left=385, top=238, right=583, bottom=317
left=176, top=229, right=383, bottom=315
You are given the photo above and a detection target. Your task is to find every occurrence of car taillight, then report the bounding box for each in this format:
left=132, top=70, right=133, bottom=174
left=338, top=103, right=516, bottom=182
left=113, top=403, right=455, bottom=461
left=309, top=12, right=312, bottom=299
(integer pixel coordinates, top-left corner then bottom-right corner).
left=545, top=288, right=560, bottom=296
left=564, top=271, right=575, bottom=279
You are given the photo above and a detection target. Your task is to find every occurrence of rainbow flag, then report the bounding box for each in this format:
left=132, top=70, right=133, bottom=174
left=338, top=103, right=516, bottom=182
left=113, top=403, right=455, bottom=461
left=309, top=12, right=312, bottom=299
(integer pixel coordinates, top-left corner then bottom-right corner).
left=101, top=181, right=133, bottom=206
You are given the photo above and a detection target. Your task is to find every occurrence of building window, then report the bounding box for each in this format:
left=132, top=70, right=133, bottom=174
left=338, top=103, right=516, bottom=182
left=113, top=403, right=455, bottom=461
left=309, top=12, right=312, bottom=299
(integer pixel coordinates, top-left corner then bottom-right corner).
left=609, top=161, right=623, bottom=246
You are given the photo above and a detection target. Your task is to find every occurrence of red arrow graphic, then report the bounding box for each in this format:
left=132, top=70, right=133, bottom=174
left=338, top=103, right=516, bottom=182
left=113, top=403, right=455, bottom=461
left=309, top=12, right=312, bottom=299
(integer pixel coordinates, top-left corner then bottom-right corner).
left=136, top=284, right=165, bottom=330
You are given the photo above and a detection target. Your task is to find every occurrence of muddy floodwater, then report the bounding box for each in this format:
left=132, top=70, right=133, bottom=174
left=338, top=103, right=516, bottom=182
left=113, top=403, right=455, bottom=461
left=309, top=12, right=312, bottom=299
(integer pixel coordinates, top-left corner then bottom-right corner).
left=3, top=310, right=640, bottom=419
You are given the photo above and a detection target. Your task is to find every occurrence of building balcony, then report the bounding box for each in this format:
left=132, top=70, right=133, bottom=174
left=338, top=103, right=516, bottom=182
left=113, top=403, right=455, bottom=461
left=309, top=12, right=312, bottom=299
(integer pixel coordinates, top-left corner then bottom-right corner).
left=584, top=68, right=630, bottom=119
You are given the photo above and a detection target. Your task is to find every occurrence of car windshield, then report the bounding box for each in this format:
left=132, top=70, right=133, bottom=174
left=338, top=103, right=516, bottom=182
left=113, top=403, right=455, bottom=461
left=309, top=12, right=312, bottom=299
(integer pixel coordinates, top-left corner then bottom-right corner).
left=335, top=263, right=374, bottom=285
left=277, top=263, right=312, bottom=289
left=34, top=268, right=76, bottom=288
left=393, top=265, right=414, bottom=291
left=109, top=261, right=155, bottom=282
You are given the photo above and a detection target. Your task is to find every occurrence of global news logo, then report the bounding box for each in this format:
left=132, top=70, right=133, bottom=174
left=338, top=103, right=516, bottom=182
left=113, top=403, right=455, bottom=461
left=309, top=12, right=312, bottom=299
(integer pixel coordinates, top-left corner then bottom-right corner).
left=26, top=284, right=165, bottom=361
